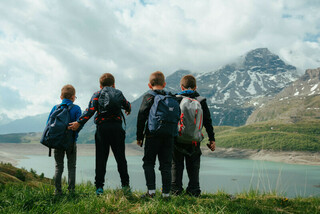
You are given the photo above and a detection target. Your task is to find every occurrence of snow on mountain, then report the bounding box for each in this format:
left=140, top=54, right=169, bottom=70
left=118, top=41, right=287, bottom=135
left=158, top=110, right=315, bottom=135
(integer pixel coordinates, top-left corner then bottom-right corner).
left=0, top=48, right=300, bottom=143
left=246, top=67, right=320, bottom=124
left=192, top=48, right=298, bottom=126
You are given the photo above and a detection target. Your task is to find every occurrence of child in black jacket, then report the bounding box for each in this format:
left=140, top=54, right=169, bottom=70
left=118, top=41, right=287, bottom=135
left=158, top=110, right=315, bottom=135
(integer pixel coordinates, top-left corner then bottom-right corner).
left=69, top=73, right=131, bottom=195
left=171, top=74, right=215, bottom=197
left=136, top=71, right=180, bottom=198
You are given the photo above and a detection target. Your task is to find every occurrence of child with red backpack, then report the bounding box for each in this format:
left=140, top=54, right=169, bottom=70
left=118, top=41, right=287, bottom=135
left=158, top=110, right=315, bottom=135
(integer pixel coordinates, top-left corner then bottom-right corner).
left=171, top=75, right=216, bottom=197
left=136, top=71, right=180, bottom=198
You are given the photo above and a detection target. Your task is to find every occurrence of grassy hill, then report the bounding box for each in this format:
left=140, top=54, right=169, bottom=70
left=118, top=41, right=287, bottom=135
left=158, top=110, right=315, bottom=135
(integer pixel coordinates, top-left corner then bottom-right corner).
left=1, top=163, right=319, bottom=213
left=247, top=95, right=320, bottom=125
left=214, top=121, right=320, bottom=152
left=0, top=132, right=42, bottom=144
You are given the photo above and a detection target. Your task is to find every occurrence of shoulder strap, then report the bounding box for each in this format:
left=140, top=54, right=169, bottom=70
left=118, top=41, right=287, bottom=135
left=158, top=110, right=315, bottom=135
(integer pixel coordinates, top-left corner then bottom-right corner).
left=67, top=103, right=75, bottom=111
left=196, top=96, right=206, bottom=103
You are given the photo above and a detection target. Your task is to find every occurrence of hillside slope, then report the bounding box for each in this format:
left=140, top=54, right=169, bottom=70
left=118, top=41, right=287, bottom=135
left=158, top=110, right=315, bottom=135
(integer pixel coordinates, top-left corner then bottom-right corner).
left=214, top=121, right=320, bottom=152
left=247, top=68, right=320, bottom=124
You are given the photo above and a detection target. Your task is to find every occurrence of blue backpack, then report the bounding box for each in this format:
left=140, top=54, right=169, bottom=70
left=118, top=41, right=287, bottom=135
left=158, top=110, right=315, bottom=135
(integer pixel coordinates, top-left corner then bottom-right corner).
left=148, top=91, right=180, bottom=137
left=40, top=104, right=74, bottom=156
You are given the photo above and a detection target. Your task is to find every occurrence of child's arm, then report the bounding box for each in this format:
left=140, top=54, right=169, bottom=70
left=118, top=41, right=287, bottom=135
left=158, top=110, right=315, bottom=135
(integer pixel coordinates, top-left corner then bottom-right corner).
left=207, top=141, right=216, bottom=151
left=74, top=106, right=83, bottom=132
left=136, top=93, right=153, bottom=145
left=120, top=92, right=131, bottom=115
left=200, top=99, right=216, bottom=151
left=69, top=92, right=98, bottom=131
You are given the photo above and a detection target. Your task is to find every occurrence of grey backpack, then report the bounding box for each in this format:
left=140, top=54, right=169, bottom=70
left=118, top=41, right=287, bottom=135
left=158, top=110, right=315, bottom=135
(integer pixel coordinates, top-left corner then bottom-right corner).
left=176, top=95, right=205, bottom=144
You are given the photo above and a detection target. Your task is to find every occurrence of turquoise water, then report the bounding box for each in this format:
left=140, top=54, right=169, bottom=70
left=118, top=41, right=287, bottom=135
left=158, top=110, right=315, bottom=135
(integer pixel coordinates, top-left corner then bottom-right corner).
left=18, top=155, right=320, bottom=198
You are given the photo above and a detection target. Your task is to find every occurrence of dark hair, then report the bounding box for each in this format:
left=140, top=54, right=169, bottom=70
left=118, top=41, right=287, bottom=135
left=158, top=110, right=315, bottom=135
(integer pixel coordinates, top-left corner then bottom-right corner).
left=149, top=71, right=165, bottom=86
left=100, top=73, right=115, bottom=87
left=61, top=84, right=75, bottom=99
left=180, top=75, right=196, bottom=89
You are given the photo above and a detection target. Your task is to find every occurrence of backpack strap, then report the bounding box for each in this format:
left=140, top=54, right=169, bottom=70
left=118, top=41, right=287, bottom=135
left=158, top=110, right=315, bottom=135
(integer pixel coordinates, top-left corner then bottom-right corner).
left=67, top=103, right=75, bottom=110
left=195, top=96, right=206, bottom=103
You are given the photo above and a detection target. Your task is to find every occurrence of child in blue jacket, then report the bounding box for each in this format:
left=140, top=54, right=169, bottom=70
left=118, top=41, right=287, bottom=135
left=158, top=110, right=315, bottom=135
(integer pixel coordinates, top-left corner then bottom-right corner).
left=47, top=84, right=82, bottom=195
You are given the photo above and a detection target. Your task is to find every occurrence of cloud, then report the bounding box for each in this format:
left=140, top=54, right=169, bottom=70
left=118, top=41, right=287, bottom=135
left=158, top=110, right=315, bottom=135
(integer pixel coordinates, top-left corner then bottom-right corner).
left=0, top=0, right=319, bottom=119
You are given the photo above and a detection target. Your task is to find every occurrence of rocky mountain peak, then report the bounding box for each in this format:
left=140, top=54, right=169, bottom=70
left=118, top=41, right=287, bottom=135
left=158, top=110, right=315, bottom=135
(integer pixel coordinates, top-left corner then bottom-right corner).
left=242, top=48, right=296, bottom=74
left=304, top=67, right=320, bottom=80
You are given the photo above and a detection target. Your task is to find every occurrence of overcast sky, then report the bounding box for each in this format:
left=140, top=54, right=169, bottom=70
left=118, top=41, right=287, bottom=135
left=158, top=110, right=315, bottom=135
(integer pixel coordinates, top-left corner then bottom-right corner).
left=0, top=0, right=320, bottom=120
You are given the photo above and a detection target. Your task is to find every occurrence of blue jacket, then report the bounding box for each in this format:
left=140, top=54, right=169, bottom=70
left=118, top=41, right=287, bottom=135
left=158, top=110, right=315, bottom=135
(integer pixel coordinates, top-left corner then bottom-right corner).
left=47, top=99, right=82, bottom=142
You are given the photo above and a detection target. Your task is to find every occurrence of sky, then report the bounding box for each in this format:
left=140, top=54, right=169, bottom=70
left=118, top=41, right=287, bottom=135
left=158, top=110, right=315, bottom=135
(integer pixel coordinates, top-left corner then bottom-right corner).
left=0, top=0, right=320, bottom=120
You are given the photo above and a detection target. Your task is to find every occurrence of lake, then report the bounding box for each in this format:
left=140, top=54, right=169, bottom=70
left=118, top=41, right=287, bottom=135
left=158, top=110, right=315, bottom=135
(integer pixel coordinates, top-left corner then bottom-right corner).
left=17, top=155, right=320, bottom=198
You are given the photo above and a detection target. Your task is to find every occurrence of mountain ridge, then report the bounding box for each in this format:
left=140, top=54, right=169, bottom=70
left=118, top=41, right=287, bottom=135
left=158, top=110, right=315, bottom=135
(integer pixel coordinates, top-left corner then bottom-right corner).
left=0, top=48, right=300, bottom=144
left=246, top=67, right=320, bottom=124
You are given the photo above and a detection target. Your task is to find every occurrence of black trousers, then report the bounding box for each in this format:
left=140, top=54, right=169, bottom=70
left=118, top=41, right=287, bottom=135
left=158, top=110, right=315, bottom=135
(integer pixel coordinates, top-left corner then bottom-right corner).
left=171, top=145, right=201, bottom=196
left=54, top=144, right=77, bottom=192
left=142, top=136, right=173, bottom=194
left=95, top=122, right=129, bottom=188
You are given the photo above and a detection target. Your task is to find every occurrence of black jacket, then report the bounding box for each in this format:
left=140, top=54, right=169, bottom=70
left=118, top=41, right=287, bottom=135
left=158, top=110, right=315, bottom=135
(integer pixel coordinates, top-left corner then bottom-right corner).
left=174, top=90, right=215, bottom=156
left=78, top=87, right=131, bottom=125
left=136, top=90, right=168, bottom=140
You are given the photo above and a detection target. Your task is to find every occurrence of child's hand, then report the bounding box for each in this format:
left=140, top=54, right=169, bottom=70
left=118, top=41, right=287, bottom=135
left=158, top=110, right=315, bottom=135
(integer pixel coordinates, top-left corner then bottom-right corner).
left=125, top=110, right=131, bottom=116
left=207, top=141, right=216, bottom=152
left=137, top=140, right=143, bottom=147
left=68, top=122, right=80, bottom=131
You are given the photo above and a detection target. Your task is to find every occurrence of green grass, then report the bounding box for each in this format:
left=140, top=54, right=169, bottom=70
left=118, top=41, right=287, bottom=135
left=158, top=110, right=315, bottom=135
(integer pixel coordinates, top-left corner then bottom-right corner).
left=2, top=182, right=320, bottom=213
left=1, top=163, right=320, bottom=213
left=213, top=121, right=320, bottom=152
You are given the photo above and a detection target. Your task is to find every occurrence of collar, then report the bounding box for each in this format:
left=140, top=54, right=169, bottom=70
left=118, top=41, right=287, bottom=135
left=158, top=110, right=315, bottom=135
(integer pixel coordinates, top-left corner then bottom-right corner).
left=178, top=90, right=195, bottom=95
left=61, top=99, right=73, bottom=105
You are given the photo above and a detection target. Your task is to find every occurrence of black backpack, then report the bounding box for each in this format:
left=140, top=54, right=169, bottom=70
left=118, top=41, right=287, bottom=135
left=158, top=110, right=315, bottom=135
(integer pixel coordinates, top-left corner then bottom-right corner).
left=40, top=104, right=74, bottom=156
left=98, top=87, right=126, bottom=124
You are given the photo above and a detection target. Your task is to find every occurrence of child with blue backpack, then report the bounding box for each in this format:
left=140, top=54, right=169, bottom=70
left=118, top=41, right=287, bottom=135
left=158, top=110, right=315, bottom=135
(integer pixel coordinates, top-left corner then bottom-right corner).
left=171, top=75, right=216, bottom=197
left=69, top=73, right=131, bottom=195
left=46, top=84, right=82, bottom=195
left=136, top=71, right=180, bottom=198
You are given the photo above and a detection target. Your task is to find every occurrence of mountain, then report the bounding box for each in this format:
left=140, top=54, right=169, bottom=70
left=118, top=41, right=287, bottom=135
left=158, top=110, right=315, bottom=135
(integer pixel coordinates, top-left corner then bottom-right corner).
left=246, top=67, right=320, bottom=124
left=0, top=114, right=12, bottom=126
left=0, top=48, right=299, bottom=144
left=195, top=48, right=298, bottom=126
left=0, top=113, right=48, bottom=134
left=123, top=48, right=299, bottom=143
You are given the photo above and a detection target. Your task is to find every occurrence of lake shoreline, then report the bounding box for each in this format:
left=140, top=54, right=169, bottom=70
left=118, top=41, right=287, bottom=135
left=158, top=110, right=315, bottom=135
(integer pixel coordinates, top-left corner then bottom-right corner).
left=0, top=143, right=319, bottom=166
left=203, top=147, right=320, bottom=166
